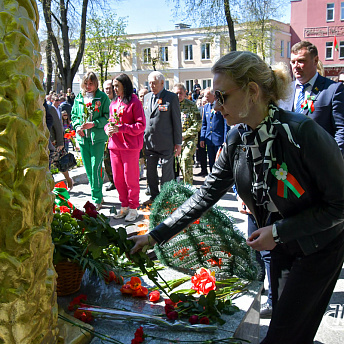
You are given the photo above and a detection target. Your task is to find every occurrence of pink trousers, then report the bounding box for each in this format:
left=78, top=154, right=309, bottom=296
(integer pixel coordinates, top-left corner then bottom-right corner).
left=109, top=149, right=140, bottom=209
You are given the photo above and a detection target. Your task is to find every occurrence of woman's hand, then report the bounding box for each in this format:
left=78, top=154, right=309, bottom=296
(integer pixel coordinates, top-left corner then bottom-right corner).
left=129, top=234, right=156, bottom=255
left=246, top=225, right=276, bottom=251
left=80, top=122, right=95, bottom=130
left=76, top=127, right=84, bottom=137
left=105, top=125, right=118, bottom=137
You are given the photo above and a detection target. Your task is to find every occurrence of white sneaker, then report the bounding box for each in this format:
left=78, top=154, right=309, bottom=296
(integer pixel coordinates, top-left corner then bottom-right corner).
left=113, top=207, right=129, bottom=219
left=96, top=199, right=104, bottom=211
left=125, top=209, right=139, bottom=222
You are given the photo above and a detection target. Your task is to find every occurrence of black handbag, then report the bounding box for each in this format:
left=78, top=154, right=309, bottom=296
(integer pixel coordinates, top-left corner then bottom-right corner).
left=57, top=149, right=77, bottom=172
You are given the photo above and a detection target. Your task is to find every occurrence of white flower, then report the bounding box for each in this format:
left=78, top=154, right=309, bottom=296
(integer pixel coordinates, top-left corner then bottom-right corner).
left=275, top=168, right=287, bottom=180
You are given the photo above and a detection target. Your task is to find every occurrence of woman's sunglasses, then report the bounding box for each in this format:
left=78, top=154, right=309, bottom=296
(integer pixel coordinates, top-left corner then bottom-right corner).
left=214, top=87, right=241, bottom=106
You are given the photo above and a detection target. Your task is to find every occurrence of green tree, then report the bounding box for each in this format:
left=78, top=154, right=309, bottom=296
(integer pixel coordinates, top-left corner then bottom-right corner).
left=170, top=0, right=237, bottom=51
left=239, top=0, right=288, bottom=61
left=39, top=0, right=100, bottom=92
left=84, top=12, right=129, bottom=87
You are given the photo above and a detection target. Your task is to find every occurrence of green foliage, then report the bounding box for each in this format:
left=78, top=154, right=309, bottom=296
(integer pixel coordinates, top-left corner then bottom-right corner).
left=84, top=12, right=130, bottom=86
left=237, top=0, right=288, bottom=60
left=51, top=208, right=164, bottom=287
left=169, top=290, right=240, bottom=325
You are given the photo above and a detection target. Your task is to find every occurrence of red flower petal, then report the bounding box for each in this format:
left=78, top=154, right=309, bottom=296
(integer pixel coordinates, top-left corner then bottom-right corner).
left=149, top=290, right=160, bottom=302
left=200, top=316, right=210, bottom=325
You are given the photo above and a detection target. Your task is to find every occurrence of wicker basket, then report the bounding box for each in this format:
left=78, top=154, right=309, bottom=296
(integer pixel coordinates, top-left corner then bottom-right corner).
left=55, top=261, right=85, bottom=296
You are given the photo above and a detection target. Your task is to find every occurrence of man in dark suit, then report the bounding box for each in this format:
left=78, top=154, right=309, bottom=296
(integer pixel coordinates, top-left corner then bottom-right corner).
left=259, top=40, right=344, bottom=319
left=282, top=40, right=344, bottom=155
left=143, top=71, right=182, bottom=205
left=200, top=88, right=228, bottom=171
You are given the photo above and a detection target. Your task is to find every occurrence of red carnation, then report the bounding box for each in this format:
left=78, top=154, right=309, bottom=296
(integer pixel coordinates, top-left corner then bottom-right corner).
left=86, top=208, right=98, bottom=218
left=189, top=315, right=199, bottom=324
left=164, top=304, right=175, bottom=315
left=149, top=290, right=160, bottom=302
left=84, top=201, right=96, bottom=212
left=134, top=326, right=144, bottom=338
left=166, top=310, right=178, bottom=320
left=71, top=208, right=85, bottom=220
left=200, top=316, right=210, bottom=325
left=59, top=206, right=70, bottom=213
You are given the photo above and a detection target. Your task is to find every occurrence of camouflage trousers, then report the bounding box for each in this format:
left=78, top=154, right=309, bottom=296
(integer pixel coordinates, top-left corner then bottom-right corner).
left=180, top=139, right=197, bottom=185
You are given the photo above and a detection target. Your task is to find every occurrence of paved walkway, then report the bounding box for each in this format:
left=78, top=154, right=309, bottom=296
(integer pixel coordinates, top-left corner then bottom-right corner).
left=54, top=163, right=344, bottom=344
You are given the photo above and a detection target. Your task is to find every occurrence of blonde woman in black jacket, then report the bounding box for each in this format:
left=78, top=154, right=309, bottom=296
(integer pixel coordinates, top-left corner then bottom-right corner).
left=130, top=51, right=344, bottom=344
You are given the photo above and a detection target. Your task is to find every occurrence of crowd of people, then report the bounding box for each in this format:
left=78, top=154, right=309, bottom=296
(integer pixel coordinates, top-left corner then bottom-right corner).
left=45, top=40, right=344, bottom=344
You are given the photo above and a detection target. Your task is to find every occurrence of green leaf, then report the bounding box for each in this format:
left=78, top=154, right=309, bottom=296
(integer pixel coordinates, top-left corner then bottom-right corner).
left=169, top=293, right=180, bottom=303
left=118, top=227, right=127, bottom=242
left=170, top=289, right=195, bottom=296
left=206, top=290, right=216, bottom=305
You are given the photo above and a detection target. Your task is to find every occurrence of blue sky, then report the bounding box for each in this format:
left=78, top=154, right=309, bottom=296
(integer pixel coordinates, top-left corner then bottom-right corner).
left=115, top=0, right=291, bottom=35
left=115, top=0, right=177, bottom=34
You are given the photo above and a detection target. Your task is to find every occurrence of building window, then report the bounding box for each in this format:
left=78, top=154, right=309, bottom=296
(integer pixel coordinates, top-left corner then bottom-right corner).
left=185, top=79, right=194, bottom=92
left=201, top=43, right=211, bottom=60
left=280, top=40, right=285, bottom=57
left=160, top=47, right=168, bottom=62
left=143, top=48, right=151, bottom=64
left=287, top=41, right=291, bottom=58
left=340, top=41, right=344, bottom=58
left=202, top=79, right=212, bottom=89
left=341, top=2, right=344, bottom=20
left=327, top=3, right=335, bottom=21
left=326, top=41, right=334, bottom=59
left=165, top=80, right=170, bottom=90
left=184, top=44, right=193, bottom=61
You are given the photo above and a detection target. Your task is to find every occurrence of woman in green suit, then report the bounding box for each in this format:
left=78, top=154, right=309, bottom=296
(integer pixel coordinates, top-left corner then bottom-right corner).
left=71, top=72, right=110, bottom=209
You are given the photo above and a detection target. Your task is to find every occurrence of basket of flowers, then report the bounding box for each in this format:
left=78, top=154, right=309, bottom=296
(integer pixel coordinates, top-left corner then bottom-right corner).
left=52, top=201, right=123, bottom=296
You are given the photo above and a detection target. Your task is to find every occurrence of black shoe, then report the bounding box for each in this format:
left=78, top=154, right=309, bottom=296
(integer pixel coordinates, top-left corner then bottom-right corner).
left=196, top=171, right=208, bottom=177
left=142, top=197, right=154, bottom=207
left=260, top=302, right=272, bottom=319
left=106, top=183, right=116, bottom=191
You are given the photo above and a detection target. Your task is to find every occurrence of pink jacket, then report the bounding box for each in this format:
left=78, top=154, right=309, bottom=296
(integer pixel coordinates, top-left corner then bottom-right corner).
left=105, top=94, right=146, bottom=151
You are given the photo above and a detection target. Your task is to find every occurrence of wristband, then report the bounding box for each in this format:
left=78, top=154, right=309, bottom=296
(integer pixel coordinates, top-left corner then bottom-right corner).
left=147, top=234, right=152, bottom=247
left=272, top=224, right=281, bottom=244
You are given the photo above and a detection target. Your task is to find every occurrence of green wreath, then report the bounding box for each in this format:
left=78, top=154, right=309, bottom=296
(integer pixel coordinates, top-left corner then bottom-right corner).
left=149, top=181, right=259, bottom=281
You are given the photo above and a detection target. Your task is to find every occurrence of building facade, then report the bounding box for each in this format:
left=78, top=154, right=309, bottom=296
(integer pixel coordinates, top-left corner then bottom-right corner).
left=291, top=0, right=344, bottom=77
left=41, top=21, right=291, bottom=94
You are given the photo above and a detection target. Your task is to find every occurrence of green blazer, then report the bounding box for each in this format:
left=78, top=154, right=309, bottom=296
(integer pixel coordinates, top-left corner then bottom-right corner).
left=71, top=89, right=110, bottom=144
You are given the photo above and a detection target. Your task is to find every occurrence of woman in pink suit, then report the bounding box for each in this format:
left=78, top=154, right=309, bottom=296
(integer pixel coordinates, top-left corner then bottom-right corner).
left=105, top=74, right=146, bottom=221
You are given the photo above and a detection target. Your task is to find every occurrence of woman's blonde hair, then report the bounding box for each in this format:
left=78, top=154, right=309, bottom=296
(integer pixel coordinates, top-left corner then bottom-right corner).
left=211, top=51, right=291, bottom=104
left=81, top=71, right=99, bottom=96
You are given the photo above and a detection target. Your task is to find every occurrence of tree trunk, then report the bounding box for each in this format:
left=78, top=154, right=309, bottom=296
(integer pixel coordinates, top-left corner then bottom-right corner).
left=46, top=37, right=53, bottom=94
left=41, top=0, right=89, bottom=92
left=99, top=63, right=104, bottom=89
left=224, top=0, right=236, bottom=51
left=71, top=0, right=89, bottom=90
left=0, top=0, right=57, bottom=342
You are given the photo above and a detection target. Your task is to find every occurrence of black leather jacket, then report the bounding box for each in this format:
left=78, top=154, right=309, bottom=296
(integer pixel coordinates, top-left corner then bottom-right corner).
left=150, top=109, right=344, bottom=256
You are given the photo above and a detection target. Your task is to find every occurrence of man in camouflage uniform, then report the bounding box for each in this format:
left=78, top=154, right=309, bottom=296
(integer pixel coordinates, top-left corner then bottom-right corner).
left=173, top=83, right=202, bottom=185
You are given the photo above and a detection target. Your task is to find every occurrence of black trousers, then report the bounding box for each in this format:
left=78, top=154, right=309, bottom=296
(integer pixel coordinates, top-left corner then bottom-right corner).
left=196, top=132, right=207, bottom=174
left=146, top=151, right=174, bottom=199
left=261, top=230, right=344, bottom=344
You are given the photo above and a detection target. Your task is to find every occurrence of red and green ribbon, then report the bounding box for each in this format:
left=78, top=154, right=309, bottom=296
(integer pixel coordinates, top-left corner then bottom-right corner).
left=271, top=163, right=305, bottom=199
left=52, top=181, right=75, bottom=210
left=301, top=95, right=315, bottom=113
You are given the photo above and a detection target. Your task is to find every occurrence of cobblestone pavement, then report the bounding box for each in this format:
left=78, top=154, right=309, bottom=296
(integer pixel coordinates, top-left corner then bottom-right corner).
left=54, top=162, right=344, bottom=344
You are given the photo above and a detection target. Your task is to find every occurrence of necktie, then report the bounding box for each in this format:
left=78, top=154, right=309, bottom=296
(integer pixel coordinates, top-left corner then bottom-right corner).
left=295, top=83, right=310, bottom=113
